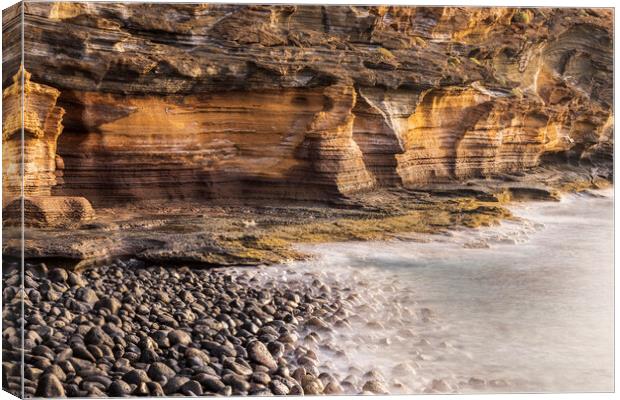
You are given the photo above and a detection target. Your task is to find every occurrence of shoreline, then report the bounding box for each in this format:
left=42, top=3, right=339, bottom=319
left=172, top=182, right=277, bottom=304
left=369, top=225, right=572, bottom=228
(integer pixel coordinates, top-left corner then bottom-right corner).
left=2, top=165, right=612, bottom=271
left=3, top=172, right=614, bottom=397
left=4, top=257, right=385, bottom=397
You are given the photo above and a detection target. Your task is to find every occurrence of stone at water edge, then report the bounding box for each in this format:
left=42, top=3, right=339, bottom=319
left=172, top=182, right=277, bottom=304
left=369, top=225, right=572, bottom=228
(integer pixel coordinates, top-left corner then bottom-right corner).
left=305, top=316, right=330, bottom=330
left=362, top=379, right=389, bottom=394
left=302, top=378, right=325, bottom=395
left=247, top=340, right=278, bottom=370
left=324, top=380, right=344, bottom=394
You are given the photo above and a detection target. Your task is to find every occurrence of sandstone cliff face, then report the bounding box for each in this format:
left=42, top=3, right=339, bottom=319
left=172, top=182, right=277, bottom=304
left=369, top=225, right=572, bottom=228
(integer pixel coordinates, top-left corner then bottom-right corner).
left=2, top=67, right=65, bottom=204
left=8, top=4, right=613, bottom=205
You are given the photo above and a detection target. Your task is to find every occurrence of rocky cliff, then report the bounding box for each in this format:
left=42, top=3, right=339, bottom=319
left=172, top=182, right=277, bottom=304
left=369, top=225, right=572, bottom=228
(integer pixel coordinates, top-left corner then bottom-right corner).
left=2, top=68, right=65, bottom=202
left=6, top=4, right=614, bottom=207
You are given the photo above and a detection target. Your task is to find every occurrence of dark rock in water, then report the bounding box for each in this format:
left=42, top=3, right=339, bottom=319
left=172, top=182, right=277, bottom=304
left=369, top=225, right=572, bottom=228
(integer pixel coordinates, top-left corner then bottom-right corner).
left=267, top=341, right=285, bottom=359
left=292, top=367, right=306, bottom=382
left=324, top=380, right=344, bottom=394
left=362, top=380, right=389, bottom=394
left=247, top=340, right=277, bottom=370
left=468, top=377, right=486, bottom=389
left=302, top=377, right=324, bottom=395
left=305, top=316, right=330, bottom=331
left=363, top=369, right=385, bottom=382
left=274, top=365, right=289, bottom=378
left=36, top=373, right=66, bottom=397
left=297, top=355, right=318, bottom=368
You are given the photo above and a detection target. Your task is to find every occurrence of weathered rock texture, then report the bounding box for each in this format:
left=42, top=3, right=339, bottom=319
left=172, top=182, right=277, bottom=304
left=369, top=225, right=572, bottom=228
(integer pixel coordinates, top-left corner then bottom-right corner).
left=2, top=3, right=23, bottom=207
left=6, top=4, right=614, bottom=206
left=4, top=195, right=95, bottom=228
left=2, top=68, right=65, bottom=202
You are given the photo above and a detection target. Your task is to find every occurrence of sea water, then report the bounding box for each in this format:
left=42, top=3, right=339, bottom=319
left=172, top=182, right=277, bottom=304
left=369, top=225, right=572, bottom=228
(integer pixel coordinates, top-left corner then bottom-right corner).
left=294, top=189, right=613, bottom=393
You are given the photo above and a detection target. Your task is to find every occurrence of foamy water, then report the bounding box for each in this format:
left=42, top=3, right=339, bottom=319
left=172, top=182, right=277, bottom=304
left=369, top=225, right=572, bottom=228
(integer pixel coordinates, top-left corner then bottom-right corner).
left=289, top=189, right=614, bottom=393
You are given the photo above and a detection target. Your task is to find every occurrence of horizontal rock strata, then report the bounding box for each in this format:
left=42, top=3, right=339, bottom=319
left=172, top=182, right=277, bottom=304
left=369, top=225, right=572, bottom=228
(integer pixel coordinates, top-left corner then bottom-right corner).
left=1, top=67, right=94, bottom=226
left=2, top=68, right=65, bottom=201
left=4, top=196, right=95, bottom=228
left=6, top=4, right=611, bottom=206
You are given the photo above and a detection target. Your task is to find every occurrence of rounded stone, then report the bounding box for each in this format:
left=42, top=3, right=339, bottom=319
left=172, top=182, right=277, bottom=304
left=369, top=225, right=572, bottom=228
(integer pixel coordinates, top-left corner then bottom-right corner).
left=123, top=369, right=150, bottom=385
left=168, top=330, right=192, bottom=346
left=164, top=376, right=190, bottom=395
left=147, top=362, right=175, bottom=382
left=49, top=268, right=68, bottom=283
left=108, top=380, right=132, bottom=396
left=270, top=380, right=290, bottom=395
left=362, top=380, right=389, bottom=394
left=181, top=380, right=203, bottom=396
left=95, top=297, right=122, bottom=314
left=247, top=341, right=277, bottom=370
left=35, top=374, right=65, bottom=398
left=195, top=374, right=225, bottom=392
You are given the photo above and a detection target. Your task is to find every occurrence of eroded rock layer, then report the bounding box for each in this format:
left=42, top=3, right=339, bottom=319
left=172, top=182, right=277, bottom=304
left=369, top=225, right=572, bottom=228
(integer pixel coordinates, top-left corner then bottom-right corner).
left=11, top=4, right=613, bottom=204
left=2, top=67, right=65, bottom=204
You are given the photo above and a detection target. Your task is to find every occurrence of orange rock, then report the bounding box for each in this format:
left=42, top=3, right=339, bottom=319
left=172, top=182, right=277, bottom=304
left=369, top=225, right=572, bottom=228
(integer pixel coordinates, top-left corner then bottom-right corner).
left=2, top=67, right=65, bottom=205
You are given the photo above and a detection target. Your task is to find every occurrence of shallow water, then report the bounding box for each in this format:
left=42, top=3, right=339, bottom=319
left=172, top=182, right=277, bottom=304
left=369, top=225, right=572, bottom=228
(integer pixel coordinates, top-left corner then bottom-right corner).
left=293, top=189, right=614, bottom=393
